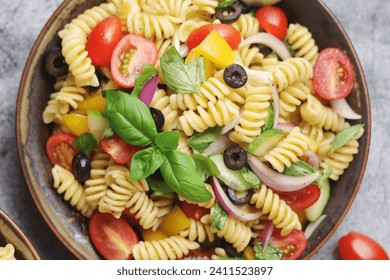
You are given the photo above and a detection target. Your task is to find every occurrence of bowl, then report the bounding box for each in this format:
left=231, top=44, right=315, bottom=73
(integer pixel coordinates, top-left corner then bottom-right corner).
left=16, top=0, right=370, bottom=260
left=0, top=209, right=40, bottom=260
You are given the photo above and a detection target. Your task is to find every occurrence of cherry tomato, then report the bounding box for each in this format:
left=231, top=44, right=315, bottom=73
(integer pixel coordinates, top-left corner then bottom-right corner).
left=255, top=229, right=307, bottom=260
left=99, top=135, right=144, bottom=164
left=89, top=211, right=139, bottom=260
left=187, top=24, right=241, bottom=51
left=86, top=16, right=122, bottom=67
left=46, top=133, right=77, bottom=171
left=255, top=5, right=288, bottom=40
left=313, top=47, right=355, bottom=100
left=179, top=201, right=210, bottom=221
left=110, top=34, right=158, bottom=88
left=338, top=231, right=389, bottom=260
left=277, top=184, right=321, bottom=212
left=178, top=248, right=214, bottom=260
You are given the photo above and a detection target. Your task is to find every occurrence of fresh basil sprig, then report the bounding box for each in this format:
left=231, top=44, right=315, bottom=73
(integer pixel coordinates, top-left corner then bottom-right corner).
left=253, top=241, right=283, bottom=260
left=211, top=203, right=228, bottom=231
left=330, top=124, right=364, bottom=154
left=191, top=154, right=220, bottom=182
left=130, top=146, right=165, bottom=181
left=74, top=132, right=98, bottom=157
left=217, top=0, right=235, bottom=9
left=186, top=126, right=223, bottom=153
left=131, top=64, right=158, bottom=98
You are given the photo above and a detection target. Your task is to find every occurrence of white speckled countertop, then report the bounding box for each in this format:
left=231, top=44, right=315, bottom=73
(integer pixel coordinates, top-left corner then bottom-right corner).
left=0, top=0, right=388, bottom=259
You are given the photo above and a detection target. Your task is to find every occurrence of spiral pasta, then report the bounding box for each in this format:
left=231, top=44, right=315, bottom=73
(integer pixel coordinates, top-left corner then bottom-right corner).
left=211, top=247, right=229, bottom=260
left=279, top=81, right=309, bottom=118
left=287, top=23, right=319, bottom=65
left=191, top=0, right=218, bottom=15
left=179, top=218, right=215, bottom=243
left=55, top=74, right=88, bottom=115
left=132, top=235, right=200, bottom=260
left=236, top=44, right=264, bottom=68
left=250, top=183, right=302, bottom=236
left=125, top=191, right=159, bottom=229
left=140, top=0, right=195, bottom=22
left=0, top=243, right=16, bottom=260
left=231, top=14, right=260, bottom=39
left=150, top=89, right=180, bottom=131
left=178, top=183, right=215, bottom=209
left=317, top=131, right=336, bottom=160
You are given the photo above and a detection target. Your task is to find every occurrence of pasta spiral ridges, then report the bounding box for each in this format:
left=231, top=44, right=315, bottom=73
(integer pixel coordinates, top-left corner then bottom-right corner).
left=56, top=74, right=88, bottom=115
left=279, top=81, right=309, bottom=118
left=179, top=218, right=215, bottom=243
left=231, top=14, right=260, bottom=39
left=132, top=236, right=200, bottom=260
left=125, top=191, right=159, bottom=229
left=191, top=0, right=219, bottom=15
left=287, top=23, right=319, bottom=65
left=250, top=183, right=302, bottom=236
left=141, top=0, right=195, bottom=22
left=43, top=92, right=62, bottom=124
left=150, top=89, right=180, bottom=131
left=236, top=44, right=264, bottom=68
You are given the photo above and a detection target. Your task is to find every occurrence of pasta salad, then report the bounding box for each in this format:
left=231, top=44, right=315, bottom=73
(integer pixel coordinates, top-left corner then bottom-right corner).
left=42, top=0, right=364, bottom=260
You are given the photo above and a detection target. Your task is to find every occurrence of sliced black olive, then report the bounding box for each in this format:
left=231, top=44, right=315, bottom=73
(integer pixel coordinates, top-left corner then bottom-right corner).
left=223, top=241, right=243, bottom=258
left=44, top=48, right=68, bottom=78
left=72, top=152, right=91, bottom=182
left=227, top=187, right=252, bottom=206
left=223, top=145, right=247, bottom=170
left=215, top=3, right=242, bottom=24
left=150, top=107, right=165, bottom=132
left=236, top=0, right=257, bottom=14
left=223, top=64, right=248, bottom=89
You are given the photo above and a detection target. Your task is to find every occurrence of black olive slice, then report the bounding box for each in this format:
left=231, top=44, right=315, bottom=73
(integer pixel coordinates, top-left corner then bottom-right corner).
left=223, top=241, right=243, bottom=258
left=236, top=0, right=257, bottom=14
left=215, top=3, right=242, bottom=24
left=227, top=187, right=252, bottom=206
left=223, top=145, right=247, bottom=170
left=72, top=152, right=91, bottom=183
left=223, top=64, right=248, bottom=89
left=44, top=48, right=68, bottom=78
left=150, top=107, right=165, bottom=132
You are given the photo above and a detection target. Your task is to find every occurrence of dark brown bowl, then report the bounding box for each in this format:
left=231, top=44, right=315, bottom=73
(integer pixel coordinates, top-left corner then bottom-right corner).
left=16, top=0, right=370, bottom=260
left=0, top=209, right=40, bottom=260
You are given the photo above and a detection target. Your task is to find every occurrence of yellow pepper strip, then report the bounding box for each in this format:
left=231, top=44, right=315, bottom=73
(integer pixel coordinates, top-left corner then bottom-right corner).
left=141, top=228, right=168, bottom=242
left=61, top=113, right=89, bottom=136
left=76, top=92, right=106, bottom=115
left=243, top=246, right=256, bottom=260
left=158, top=206, right=191, bottom=236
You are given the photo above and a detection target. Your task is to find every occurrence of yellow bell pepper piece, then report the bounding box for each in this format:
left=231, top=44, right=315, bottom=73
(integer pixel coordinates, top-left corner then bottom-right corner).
left=243, top=246, right=256, bottom=260
left=186, top=48, right=216, bottom=79
left=158, top=206, right=191, bottom=236
left=61, top=113, right=89, bottom=136
left=77, top=92, right=106, bottom=114
left=141, top=228, right=168, bottom=242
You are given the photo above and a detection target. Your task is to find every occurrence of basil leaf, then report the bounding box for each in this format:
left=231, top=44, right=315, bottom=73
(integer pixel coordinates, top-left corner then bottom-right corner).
left=191, top=154, right=220, bottom=182
left=240, top=167, right=260, bottom=188
left=154, top=130, right=180, bottom=151
left=160, top=47, right=206, bottom=94
left=105, top=91, right=157, bottom=146
left=284, top=160, right=332, bottom=188
left=211, top=203, right=228, bottom=231
left=74, top=133, right=98, bottom=157
left=131, top=64, right=158, bottom=98
left=254, top=241, right=283, bottom=260
left=186, top=126, right=223, bottom=153
left=146, top=177, right=174, bottom=196
left=130, top=146, right=165, bottom=181
left=102, top=126, right=115, bottom=139
left=330, top=124, right=364, bottom=154
left=217, top=0, right=235, bottom=8
left=160, top=150, right=213, bottom=202
left=262, top=104, right=274, bottom=132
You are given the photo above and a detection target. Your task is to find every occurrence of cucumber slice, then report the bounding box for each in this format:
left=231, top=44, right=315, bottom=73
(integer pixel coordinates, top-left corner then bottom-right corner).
left=209, top=153, right=259, bottom=191
left=87, top=109, right=109, bottom=140
left=247, top=129, right=285, bottom=157
left=304, top=178, right=331, bottom=222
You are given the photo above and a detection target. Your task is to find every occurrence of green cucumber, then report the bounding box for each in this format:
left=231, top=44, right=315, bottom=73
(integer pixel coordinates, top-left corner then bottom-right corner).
left=304, top=178, right=331, bottom=222
left=87, top=109, right=109, bottom=140
left=247, top=129, right=285, bottom=157
left=209, top=153, right=259, bottom=191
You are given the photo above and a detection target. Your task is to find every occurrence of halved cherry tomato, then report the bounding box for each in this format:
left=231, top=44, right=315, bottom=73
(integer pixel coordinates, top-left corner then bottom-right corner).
left=187, top=24, right=241, bottom=51
left=277, top=184, right=321, bottom=212
left=338, top=231, right=389, bottom=260
left=255, top=229, right=307, bottom=260
left=179, top=201, right=210, bottom=221
left=110, top=34, right=158, bottom=88
left=86, top=16, right=122, bottom=67
left=255, top=5, right=288, bottom=40
left=178, top=248, right=214, bottom=260
left=46, top=133, right=77, bottom=171
left=313, top=48, right=355, bottom=100
left=99, top=135, right=144, bottom=164
left=89, top=211, right=138, bottom=260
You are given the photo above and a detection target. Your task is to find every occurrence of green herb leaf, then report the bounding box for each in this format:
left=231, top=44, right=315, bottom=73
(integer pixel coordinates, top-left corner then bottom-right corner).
left=211, top=203, right=228, bottom=231
left=160, top=150, right=213, bottom=202
left=330, top=124, right=364, bottom=154
left=74, top=133, right=98, bottom=157
left=186, top=126, right=223, bottom=153
left=191, top=154, right=221, bottom=182
left=105, top=91, right=157, bottom=146
left=160, top=47, right=206, bottom=94
left=262, top=104, right=274, bottom=132
left=102, top=126, right=115, bottom=139
left=253, top=241, right=283, bottom=260
left=154, top=130, right=180, bottom=151
left=146, top=177, right=174, bottom=196
left=131, top=64, right=158, bottom=98
left=217, top=0, right=235, bottom=8
left=283, top=160, right=332, bottom=188
left=130, top=146, right=165, bottom=181
left=240, top=167, right=260, bottom=188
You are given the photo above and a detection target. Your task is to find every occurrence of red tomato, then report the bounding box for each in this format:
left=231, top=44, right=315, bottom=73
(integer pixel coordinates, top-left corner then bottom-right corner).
left=255, top=229, right=307, bottom=260
left=179, top=201, right=210, bottom=221
left=278, top=184, right=321, bottom=212
left=86, top=16, right=122, bottom=67
left=120, top=209, right=140, bottom=228
left=313, top=48, right=355, bottom=100
left=110, top=34, right=158, bottom=88
left=89, top=211, right=138, bottom=260
left=255, top=5, right=288, bottom=40
left=46, top=133, right=77, bottom=171
left=187, top=24, right=241, bottom=51
left=178, top=248, right=214, bottom=260
left=338, top=231, right=389, bottom=260
left=99, top=135, right=144, bottom=164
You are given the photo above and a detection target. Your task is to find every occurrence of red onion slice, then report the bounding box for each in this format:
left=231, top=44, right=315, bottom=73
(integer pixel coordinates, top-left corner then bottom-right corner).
left=202, top=135, right=233, bottom=156
left=247, top=69, right=274, bottom=86
left=330, top=98, right=362, bottom=120
left=247, top=154, right=320, bottom=192
left=304, top=151, right=320, bottom=169
left=262, top=221, right=275, bottom=252
left=240, top=32, right=292, bottom=61
left=276, top=122, right=295, bottom=132
left=139, top=75, right=158, bottom=106
left=179, top=44, right=189, bottom=58
left=210, top=176, right=262, bottom=222
left=304, top=215, right=326, bottom=239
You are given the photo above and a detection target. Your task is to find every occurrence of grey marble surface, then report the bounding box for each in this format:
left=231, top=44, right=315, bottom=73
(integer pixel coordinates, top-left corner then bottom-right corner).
left=0, top=0, right=389, bottom=260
